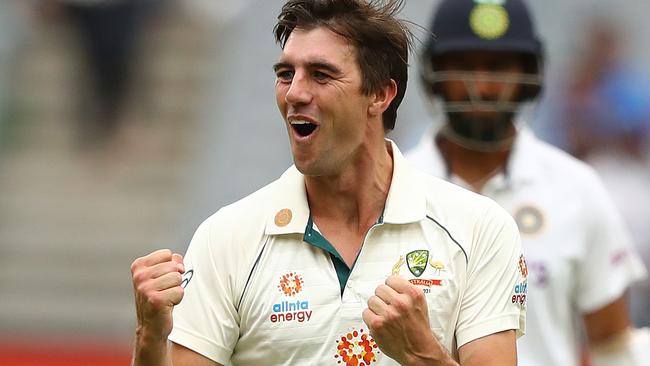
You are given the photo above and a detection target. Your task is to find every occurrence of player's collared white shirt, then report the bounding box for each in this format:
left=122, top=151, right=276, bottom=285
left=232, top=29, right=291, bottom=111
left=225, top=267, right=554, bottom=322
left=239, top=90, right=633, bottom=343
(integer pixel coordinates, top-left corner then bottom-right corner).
left=406, top=127, right=648, bottom=366
left=169, top=141, right=526, bottom=365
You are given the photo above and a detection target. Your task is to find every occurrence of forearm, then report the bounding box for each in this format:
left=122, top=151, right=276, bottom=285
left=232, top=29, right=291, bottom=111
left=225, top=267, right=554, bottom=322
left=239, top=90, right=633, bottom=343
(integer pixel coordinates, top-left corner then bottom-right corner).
left=590, top=327, right=650, bottom=366
left=584, top=297, right=649, bottom=366
left=132, top=327, right=173, bottom=366
left=401, top=337, right=459, bottom=366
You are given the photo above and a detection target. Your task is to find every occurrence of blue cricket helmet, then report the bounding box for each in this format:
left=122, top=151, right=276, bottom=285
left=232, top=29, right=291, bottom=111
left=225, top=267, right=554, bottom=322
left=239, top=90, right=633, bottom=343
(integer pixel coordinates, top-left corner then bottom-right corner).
left=427, top=0, right=542, bottom=57
left=422, top=0, right=544, bottom=100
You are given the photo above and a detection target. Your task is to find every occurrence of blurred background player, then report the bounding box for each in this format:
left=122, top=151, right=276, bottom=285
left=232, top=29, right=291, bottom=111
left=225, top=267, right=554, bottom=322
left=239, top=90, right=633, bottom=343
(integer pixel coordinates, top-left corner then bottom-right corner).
left=58, top=0, right=158, bottom=150
left=406, top=0, right=649, bottom=365
left=543, top=18, right=650, bottom=330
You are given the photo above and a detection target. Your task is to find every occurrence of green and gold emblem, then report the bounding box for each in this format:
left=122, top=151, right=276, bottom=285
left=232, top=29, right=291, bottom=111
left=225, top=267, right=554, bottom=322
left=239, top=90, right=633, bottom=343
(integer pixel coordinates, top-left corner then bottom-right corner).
left=406, top=250, right=429, bottom=277
left=469, top=3, right=510, bottom=40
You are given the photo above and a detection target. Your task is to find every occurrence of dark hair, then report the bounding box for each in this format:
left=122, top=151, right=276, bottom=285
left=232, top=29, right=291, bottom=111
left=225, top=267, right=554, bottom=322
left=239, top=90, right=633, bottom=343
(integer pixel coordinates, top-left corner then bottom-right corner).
left=274, top=0, right=413, bottom=131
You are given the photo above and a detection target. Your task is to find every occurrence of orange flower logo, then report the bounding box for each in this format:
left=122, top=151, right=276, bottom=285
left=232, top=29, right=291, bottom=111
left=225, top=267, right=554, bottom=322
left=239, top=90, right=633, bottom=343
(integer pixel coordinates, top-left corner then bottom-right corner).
left=277, top=272, right=304, bottom=297
left=334, top=328, right=379, bottom=365
left=518, top=255, right=528, bottom=278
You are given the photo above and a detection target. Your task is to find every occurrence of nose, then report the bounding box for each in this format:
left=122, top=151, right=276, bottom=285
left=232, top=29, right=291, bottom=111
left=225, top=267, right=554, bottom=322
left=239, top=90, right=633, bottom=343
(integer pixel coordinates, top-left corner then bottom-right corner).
left=472, top=72, right=501, bottom=101
left=285, top=72, right=313, bottom=106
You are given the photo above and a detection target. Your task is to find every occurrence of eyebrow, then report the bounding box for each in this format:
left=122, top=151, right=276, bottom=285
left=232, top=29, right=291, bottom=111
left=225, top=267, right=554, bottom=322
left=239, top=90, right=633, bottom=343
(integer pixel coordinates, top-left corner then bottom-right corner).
left=273, top=60, right=343, bottom=76
left=272, top=62, right=291, bottom=73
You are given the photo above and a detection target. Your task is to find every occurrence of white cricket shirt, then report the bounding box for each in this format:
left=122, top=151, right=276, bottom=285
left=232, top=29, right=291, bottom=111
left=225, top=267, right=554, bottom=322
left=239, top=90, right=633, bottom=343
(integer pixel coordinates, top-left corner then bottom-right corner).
left=169, top=141, right=526, bottom=365
left=406, top=127, right=647, bottom=366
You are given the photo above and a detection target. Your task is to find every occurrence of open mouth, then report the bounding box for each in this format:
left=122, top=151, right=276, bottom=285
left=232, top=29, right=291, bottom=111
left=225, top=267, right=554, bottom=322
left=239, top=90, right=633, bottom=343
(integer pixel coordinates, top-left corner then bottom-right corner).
left=291, top=121, right=317, bottom=137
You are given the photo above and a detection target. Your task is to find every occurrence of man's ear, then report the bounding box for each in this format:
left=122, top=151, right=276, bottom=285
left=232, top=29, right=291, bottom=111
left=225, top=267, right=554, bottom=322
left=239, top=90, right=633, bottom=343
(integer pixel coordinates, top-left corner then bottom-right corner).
left=368, top=79, right=397, bottom=117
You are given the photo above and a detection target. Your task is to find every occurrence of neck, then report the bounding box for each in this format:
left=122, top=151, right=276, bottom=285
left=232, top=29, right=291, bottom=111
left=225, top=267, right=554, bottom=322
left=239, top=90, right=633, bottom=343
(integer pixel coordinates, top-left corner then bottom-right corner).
left=305, top=140, right=393, bottom=232
left=437, top=133, right=513, bottom=192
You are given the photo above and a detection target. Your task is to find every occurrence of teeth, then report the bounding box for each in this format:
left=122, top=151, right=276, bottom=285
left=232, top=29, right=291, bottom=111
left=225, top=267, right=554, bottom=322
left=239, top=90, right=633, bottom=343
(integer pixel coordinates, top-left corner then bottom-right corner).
left=290, top=120, right=311, bottom=125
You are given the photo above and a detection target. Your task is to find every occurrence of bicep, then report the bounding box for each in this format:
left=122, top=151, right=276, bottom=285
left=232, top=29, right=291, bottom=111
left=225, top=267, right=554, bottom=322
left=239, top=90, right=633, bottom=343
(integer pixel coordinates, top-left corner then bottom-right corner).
left=458, top=330, right=516, bottom=366
left=171, top=342, right=223, bottom=366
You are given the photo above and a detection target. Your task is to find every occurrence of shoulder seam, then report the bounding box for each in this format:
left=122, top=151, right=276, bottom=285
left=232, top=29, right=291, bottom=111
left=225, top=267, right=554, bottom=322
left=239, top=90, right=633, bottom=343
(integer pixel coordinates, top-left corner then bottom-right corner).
left=426, top=215, right=468, bottom=264
left=237, top=236, right=270, bottom=311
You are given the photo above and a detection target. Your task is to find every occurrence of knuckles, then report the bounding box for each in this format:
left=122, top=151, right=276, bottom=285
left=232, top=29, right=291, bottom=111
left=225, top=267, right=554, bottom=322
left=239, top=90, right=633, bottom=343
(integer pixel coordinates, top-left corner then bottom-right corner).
left=384, top=306, right=403, bottom=323
left=404, top=285, right=424, bottom=302
left=362, top=308, right=385, bottom=333
left=390, top=295, right=411, bottom=313
left=171, top=272, right=183, bottom=285
left=130, top=257, right=143, bottom=274
left=132, top=269, right=148, bottom=285
left=135, top=279, right=149, bottom=294
left=367, top=316, right=385, bottom=331
left=172, top=287, right=185, bottom=305
left=130, top=249, right=174, bottom=274
left=144, top=287, right=183, bottom=309
left=367, top=295, right=379, bottom=307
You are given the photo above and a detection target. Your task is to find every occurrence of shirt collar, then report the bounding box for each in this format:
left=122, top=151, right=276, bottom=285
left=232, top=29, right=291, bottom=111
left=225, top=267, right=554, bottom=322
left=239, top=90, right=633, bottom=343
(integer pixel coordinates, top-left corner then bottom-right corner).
left=264, top=139, right=427, bottom=235
left=415, top=124, right=447, bottom=177
left=506, top=127, right=541, bottom=185
left=264, top=165, right=311, bottom=235
left=382, top=140, right=427, bottom=224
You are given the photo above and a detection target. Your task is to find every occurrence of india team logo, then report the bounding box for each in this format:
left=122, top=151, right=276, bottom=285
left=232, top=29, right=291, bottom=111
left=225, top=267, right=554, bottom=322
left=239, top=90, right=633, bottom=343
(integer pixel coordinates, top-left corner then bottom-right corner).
left=406, top=250, right=429, bottom=277
left=469, top=1, right=510, bottom=40
left=513, top=205, right=545, bottom=235
left=277, top=271, right=304, bottom=297
left=334, top=328, right=379, bottom=365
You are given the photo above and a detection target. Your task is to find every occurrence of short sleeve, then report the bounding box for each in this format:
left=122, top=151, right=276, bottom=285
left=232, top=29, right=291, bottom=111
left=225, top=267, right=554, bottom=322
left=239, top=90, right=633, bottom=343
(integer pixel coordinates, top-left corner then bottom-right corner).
left=455, top=203, right=527, bottom=348
left=575, top=175, right=647, bottom=313
left=168, top=215, right=240, bottom=365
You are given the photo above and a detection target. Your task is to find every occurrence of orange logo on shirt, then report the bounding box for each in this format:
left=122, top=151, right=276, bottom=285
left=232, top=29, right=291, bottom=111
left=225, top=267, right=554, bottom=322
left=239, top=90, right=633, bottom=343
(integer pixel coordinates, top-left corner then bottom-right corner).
left=518, top=255, right=528, bottom=278
left=334, top=328, right=379, bottom=365
left=277, top=272, right=304, bottom=297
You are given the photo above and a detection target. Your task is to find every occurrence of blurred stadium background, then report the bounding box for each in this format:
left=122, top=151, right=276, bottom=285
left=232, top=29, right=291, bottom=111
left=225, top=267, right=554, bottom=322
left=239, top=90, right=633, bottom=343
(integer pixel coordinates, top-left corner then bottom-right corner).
left=0, top=0, right=648, bottom=364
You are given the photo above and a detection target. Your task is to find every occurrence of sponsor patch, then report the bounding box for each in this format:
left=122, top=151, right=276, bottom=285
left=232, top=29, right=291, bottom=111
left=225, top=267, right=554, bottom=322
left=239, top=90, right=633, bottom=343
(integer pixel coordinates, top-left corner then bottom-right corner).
left=271, top=271, right=312, bottom=324
left=611, top=248, right=629, bottom=266
left=518, top=254, right=528, bottom=278
left=511, top=281, right=527, bottom=306
left=511, top=254, right=528, bottom=306
left=334, top=328, right=379, bottom=366
left=270, top=300, right=312, bottom=323
left=278, top=271, right=304, bottom=297
left=527, top=259, right=548, bottom=287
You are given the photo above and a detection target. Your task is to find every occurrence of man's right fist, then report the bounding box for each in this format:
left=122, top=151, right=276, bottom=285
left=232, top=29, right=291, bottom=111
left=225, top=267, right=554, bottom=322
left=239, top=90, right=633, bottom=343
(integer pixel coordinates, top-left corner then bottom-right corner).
left=131, top=249, right=186, bottom=340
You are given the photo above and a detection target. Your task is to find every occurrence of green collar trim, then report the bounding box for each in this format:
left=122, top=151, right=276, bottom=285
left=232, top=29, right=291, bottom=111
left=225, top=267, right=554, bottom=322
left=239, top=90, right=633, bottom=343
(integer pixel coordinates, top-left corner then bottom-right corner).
left=303, top=217, right=350, bottom=295
left=302, top=214, right=384, bottom=295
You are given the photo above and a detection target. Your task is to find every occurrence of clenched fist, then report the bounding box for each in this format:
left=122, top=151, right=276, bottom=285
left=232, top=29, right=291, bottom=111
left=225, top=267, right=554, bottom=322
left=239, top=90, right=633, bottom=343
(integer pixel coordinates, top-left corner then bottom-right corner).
left=363, top=276, right=451, bottom=366
left=131, top=249, right=186, bottom=342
